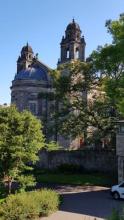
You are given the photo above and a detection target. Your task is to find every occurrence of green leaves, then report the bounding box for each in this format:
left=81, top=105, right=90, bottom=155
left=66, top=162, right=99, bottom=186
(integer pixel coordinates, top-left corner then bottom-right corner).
left=0, top=105, right=45, bottom=193
left=48, top=61, right=95, bottom=140
left=18, top=175, right=36, bottom=192
left=91, top=14, right=124, bottom=80
left=106, top=14, right=124, bottom=44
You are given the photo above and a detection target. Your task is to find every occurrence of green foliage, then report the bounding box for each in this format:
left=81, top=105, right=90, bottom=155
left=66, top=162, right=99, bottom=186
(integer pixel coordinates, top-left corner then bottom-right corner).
left=38, top=14, right=124, bottom=145
left=0, top=105, right=45, bottom=193
left=57, top=163, right=84, bottom=174
left=108, top=209, right=121, bottom=220
left=102, top=76, right=124, bottom=115
left=45, top=141, right=62, bottom=151
left=49, top=60, right=117, bottom=146
left=106, top=13, right=124, bottom=45
left=17, top=175, right=36, bottom=192
left=83, top=13, right=124, bottom=145
left=0, top=192, right=39, bottom=220
left=36, top=173, right=117, bottom=187
left=91, top=14, right=124, bottom=79
left=0, top=189, right=59, bottom=220
left=39, top=61, right=111, bottom=146
left=49, top=61, right=96, bottom=139
left=35, top=189, right=59, bottom=217
left=91, top=13, right=124, bottom=117
left=87, top=96, right=117, bottom=147
left=52, top=61, right=96, bottom=97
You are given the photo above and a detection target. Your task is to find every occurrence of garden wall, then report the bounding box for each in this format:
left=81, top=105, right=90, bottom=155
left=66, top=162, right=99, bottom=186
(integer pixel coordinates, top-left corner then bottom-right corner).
left=37, top=149, right=117, bottom=173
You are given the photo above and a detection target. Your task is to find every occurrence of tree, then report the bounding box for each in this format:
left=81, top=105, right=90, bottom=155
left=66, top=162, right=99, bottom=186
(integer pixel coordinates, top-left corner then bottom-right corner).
left=0, top=105, right=45, bottom=194
left=87, top=95, right=116, bottom=147
left=84, top=13, right=124, bottom=146
left=49, top=60, right=117, bottom=147
left=90, top=13, right=124, bottom=116
left=47, top=61, right=105, bottom=144
left=38, top=14, right=124, bottom=147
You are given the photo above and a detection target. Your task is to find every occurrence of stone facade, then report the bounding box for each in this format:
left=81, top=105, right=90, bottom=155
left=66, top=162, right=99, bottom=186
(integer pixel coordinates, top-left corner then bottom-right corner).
left=116, top=121, right=124, bottom=183
left=11, top=20, right=86, bottom=148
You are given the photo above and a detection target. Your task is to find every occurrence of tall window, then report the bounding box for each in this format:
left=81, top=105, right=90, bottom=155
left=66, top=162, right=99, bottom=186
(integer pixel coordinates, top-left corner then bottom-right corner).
left=28, top=101, right=37, bottom=115
left=76, top=48, right=79, bottom=59
left=66, top=49, right=69, bottom=59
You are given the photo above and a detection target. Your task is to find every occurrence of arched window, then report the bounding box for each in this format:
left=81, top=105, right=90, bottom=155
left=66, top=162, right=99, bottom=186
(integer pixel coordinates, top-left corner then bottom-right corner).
left=28, top=101, right=37, bottom=115
left=66, top=49, right=69, bottom=59
left=76, top=48, right=79, bottom=59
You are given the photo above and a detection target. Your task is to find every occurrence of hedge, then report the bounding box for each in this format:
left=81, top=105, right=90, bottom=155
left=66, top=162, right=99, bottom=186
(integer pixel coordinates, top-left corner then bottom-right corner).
left=0, top=189, right=59, bottom=220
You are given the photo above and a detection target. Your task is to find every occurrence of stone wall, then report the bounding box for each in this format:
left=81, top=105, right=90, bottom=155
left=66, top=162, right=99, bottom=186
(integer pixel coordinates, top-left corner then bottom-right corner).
left=116, top=131, right=124, bottom=183
left=37, top=149, right=117, bottom=173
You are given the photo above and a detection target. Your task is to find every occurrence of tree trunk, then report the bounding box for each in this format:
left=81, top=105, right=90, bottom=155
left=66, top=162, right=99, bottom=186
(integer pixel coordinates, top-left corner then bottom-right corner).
left=8, top=180, right=12, bottom=194
left=55, top=100, right=59, bottom=142
left=3, top=174, right=12, bottom=194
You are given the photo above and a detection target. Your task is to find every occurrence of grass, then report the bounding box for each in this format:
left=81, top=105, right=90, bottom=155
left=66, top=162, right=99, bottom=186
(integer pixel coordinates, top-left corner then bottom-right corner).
left=36, top=173, right=117, bottom=187
left=0, top=172, right=117, bottom=202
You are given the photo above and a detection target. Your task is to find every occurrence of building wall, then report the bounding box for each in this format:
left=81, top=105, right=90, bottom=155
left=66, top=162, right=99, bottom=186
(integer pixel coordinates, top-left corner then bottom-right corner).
left=116, top=131, right=124, bottom=183
left=37, top=149, right=117, bottom=173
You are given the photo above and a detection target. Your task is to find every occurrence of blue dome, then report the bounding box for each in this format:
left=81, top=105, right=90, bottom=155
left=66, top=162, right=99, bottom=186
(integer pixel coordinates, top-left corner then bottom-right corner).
left=15, top=67, right=48, bottom=81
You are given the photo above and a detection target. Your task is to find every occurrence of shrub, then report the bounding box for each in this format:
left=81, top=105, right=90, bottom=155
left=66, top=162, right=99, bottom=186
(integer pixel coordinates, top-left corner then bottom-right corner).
left=57, top=163, right=84, bottom=174
left=0, top=189, right=59, bottom=220
left=35, top=189, right=59, bottom=217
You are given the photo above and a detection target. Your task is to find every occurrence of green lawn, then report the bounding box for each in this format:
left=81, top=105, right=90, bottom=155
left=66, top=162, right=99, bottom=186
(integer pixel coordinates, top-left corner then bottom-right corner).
left=0, top=173, right=116, bottom=202
left=36, top=173, right=117, bottom=187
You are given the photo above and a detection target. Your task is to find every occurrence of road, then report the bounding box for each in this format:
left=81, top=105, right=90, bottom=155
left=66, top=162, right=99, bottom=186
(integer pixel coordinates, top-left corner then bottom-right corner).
left=41, top=185, right=124, bottom=220
left=60, top=186, right=123, bottom=219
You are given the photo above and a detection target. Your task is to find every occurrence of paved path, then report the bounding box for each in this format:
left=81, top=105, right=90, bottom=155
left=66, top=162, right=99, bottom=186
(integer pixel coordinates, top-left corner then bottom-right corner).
left=42, top=211, right=103, bottom=220
left=40, top=186, right=124, bottom=220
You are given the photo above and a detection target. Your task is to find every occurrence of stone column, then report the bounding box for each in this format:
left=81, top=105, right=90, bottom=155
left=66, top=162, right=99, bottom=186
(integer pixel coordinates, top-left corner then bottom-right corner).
left=116, top=121, right=124, bottom=183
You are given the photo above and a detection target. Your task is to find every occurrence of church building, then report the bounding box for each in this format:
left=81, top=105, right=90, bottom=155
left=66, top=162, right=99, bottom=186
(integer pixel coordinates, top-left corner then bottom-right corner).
left=11, top=19, right=86, bottom=148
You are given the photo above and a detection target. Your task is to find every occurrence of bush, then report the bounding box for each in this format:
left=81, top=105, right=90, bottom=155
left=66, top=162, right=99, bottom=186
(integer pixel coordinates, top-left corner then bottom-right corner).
left=57, top=163, right=84, bottom=174
left=0, top=189, right=59, bottom=220
left=36, top=190, right=59, bottom=217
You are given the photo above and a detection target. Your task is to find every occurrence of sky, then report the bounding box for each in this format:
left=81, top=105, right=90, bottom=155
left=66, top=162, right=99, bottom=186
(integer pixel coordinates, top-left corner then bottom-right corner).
left=0, top=0, right=124, bottom=104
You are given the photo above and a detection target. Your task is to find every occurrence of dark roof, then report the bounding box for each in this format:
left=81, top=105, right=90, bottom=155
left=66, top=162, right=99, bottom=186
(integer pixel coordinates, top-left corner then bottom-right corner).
left=14, top=67, right=48, bottom=81
left=66, top=19, right=81, bottom=31
left=21, top=43, right=33, bottom=54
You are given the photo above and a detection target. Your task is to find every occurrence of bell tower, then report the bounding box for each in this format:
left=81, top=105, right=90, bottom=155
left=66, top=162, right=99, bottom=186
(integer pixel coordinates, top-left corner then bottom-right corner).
left=58, top=19, right=86, bottom=65
left=17, top=43, right=34, bottom=73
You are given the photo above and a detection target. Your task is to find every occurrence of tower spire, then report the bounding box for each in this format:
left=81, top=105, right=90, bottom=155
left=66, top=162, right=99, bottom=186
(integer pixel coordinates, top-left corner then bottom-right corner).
left=58, top=20, right=86, bottom=64
left=17, top=43, right=34, bottom=73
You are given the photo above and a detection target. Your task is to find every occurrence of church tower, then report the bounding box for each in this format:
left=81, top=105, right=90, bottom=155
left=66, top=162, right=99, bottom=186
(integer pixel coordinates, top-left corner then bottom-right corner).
left=58, top=19, right=86, bottom=64
left=17, top=43, right=34, bottom=73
